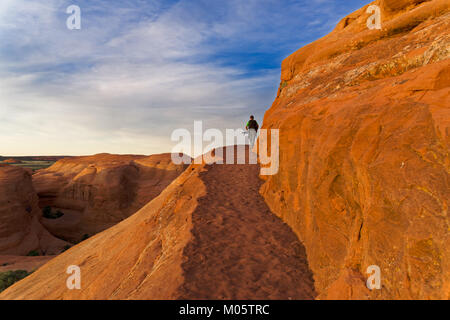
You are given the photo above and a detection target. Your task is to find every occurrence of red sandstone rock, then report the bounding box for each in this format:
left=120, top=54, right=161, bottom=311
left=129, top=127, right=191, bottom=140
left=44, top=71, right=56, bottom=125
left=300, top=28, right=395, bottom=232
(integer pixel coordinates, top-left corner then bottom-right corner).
left=0, top=147, right=316, bottom=300
left=33, top=153, right=187, bottom=242
left=260, top=0, right=449, bottom=300
left=0, top=165, right=69, bottom=255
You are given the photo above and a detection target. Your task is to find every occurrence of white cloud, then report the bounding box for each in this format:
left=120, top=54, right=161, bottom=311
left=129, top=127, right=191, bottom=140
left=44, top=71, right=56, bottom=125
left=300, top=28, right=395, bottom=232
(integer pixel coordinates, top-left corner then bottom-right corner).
left=0, top=0, right=366, bottom=156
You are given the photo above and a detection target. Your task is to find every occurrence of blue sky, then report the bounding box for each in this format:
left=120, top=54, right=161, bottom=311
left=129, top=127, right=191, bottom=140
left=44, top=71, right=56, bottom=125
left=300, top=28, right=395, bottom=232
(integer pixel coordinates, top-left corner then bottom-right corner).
left=0, top=0, right=369, bottom=156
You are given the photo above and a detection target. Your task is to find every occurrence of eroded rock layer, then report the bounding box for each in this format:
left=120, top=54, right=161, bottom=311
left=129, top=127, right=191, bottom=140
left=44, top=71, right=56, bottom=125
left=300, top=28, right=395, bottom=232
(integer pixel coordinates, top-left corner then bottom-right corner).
left=0, top=165, right=68, bottom=255
left=33, top=153, right=187, bottom=242
left=260, top=0, right=449, bottom=299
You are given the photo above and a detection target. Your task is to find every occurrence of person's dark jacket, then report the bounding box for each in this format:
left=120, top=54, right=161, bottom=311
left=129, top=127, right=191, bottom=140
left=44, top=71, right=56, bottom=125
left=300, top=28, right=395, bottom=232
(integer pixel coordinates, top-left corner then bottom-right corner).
left=247, top=120, right=259, bottom=131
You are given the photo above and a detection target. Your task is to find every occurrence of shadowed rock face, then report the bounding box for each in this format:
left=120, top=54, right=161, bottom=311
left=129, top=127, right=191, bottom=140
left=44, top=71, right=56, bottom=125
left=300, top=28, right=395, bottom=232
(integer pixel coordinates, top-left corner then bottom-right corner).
left=260, top=0, right=449, bottom=299
left=0, top=147, right=316, bottom=300
left=33, top=153, right=188, bottom=242
left=0, top=165, right=68, bottom=255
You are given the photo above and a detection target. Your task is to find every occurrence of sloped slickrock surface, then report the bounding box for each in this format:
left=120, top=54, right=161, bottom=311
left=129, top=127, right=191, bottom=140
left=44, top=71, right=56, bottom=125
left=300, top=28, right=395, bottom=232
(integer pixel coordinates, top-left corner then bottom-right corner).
left=0, top=147, right=315, bottom=300
left=260, top=0, right=449, bottom=299
left=33, top=153, right=187, bottom=242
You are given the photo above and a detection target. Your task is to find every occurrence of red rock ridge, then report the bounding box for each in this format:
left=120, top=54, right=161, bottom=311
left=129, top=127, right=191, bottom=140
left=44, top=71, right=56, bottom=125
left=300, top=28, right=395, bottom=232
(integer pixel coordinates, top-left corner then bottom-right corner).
left=0, top=147, right=316, bottom=300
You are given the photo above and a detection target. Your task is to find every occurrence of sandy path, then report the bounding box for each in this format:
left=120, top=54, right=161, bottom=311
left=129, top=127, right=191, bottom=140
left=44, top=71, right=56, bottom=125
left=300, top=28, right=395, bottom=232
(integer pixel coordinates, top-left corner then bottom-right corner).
left=178, top=146, right=316, bottom=299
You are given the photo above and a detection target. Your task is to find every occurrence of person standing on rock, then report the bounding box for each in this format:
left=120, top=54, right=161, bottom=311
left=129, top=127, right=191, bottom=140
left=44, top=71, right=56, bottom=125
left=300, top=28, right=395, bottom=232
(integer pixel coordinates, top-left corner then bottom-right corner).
left=246, top=115, right=259, bottom=148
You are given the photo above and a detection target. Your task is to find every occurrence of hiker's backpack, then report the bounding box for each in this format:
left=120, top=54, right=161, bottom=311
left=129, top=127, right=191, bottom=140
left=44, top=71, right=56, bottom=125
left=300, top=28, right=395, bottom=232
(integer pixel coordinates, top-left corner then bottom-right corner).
left=248, top=120, right=259, bottom=132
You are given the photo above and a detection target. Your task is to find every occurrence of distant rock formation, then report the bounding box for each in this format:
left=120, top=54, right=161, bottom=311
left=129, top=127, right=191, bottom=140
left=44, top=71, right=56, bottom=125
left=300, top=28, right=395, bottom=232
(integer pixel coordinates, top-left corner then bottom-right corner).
left=260, top=0, right=449, bottom=299
left=2, top=159, right=22, bottom=164
left=33, top=153, right=188, bottom=242
left=0, top=165, right=69, bottom=255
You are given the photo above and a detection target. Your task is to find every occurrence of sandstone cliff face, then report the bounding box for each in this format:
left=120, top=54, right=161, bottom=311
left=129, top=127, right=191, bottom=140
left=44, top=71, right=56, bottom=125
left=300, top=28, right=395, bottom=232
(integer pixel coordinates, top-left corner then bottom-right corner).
left=33, top=153, right=187, bottom=242
left=260, top=0, right=449, bottom=299
left=0, top=165, right=68, bottom=255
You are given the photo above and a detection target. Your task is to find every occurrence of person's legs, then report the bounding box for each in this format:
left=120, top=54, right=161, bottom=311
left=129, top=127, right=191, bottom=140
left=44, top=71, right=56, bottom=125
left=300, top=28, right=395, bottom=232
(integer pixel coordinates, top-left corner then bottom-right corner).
left=248, top=129, right=257, bottom=147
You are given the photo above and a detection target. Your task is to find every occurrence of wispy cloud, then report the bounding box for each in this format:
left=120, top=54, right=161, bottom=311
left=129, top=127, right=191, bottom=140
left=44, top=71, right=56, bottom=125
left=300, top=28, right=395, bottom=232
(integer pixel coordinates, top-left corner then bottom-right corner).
left=0, top=0, right=369, bottom=156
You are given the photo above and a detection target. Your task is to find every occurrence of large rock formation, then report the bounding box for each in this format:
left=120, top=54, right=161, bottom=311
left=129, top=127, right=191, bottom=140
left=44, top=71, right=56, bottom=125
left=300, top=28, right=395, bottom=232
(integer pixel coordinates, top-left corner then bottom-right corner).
left=0, top=147, right=316, bottom=300
left=260, top=0, right=449, bottom=299
left=0, top=165, right=68, bottom=255
left=34, top=153, right=187, bottom=242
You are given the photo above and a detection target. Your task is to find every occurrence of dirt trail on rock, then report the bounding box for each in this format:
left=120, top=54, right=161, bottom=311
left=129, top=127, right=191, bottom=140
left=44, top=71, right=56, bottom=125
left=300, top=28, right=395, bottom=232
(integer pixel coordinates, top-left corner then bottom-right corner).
left=178, top=146, right=316, bottom=299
